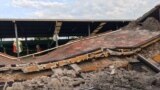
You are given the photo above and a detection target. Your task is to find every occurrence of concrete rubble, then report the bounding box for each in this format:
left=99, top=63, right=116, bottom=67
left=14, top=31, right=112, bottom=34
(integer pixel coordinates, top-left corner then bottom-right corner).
left=6, top=68, right=84, bottom=90
left=5, top=68, right=160, bottom=90
left=79, top=68, right=160, bottom=90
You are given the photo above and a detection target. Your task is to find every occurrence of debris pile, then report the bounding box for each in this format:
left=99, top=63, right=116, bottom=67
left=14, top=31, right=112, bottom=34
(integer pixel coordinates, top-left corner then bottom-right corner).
left=140, top=41, right=160, bottom=59
left=80, top=69, right=160, bottom=90
left=6, top=68, right=160, bottom=90
left=6, top=68, right=84, bottom=90
left=142, top=17, right=160, bottom=31
left=123, top=17, right=160, bottom=31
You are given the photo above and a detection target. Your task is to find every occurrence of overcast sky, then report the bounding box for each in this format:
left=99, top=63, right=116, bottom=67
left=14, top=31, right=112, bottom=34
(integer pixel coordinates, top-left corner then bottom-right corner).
left=0, top=0, right=160, bottom=19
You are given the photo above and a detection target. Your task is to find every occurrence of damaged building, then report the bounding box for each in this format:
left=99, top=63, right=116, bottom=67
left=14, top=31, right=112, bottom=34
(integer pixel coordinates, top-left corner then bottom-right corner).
left=0, top=4, right=160, bottom=90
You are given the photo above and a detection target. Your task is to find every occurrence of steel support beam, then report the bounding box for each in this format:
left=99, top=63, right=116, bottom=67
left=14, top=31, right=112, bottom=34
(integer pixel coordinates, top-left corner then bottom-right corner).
left=88, top=24, right=91, bottom=36
left=25, top=37, right=29, bottom=55
left=0, top=38, right=3, bottom=52
left=13, top=21, right=20, bottom=57
left=1, top=38, right=6, bottom=53
left=0, top=38, right=2, bottom=48
left=55, top=34, right=59, bottom=47
left=138, top=54, right=160, bottom=73
left=91, top=22, right=106, bottom=35
left=159, top=8, right=160, bottom=21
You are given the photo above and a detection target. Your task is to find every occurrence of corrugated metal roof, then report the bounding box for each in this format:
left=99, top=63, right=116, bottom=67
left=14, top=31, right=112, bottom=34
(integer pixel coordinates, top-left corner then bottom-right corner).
left=0, top=20, right=130, bottom=38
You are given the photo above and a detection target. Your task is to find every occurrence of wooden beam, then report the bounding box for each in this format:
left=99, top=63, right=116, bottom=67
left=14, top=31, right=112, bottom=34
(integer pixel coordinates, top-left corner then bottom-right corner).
left=91, top=22, right=106, bottom=35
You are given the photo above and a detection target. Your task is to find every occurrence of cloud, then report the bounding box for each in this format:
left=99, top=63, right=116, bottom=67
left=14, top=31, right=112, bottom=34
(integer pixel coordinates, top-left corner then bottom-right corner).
left=11, top=0, right=160, bottom=19
left=12, top=0, right=65, bottom=9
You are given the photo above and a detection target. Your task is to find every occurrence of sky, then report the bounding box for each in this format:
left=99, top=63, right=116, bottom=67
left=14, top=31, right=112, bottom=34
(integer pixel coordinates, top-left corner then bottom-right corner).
left=0, top=0, right=160, bottom=20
